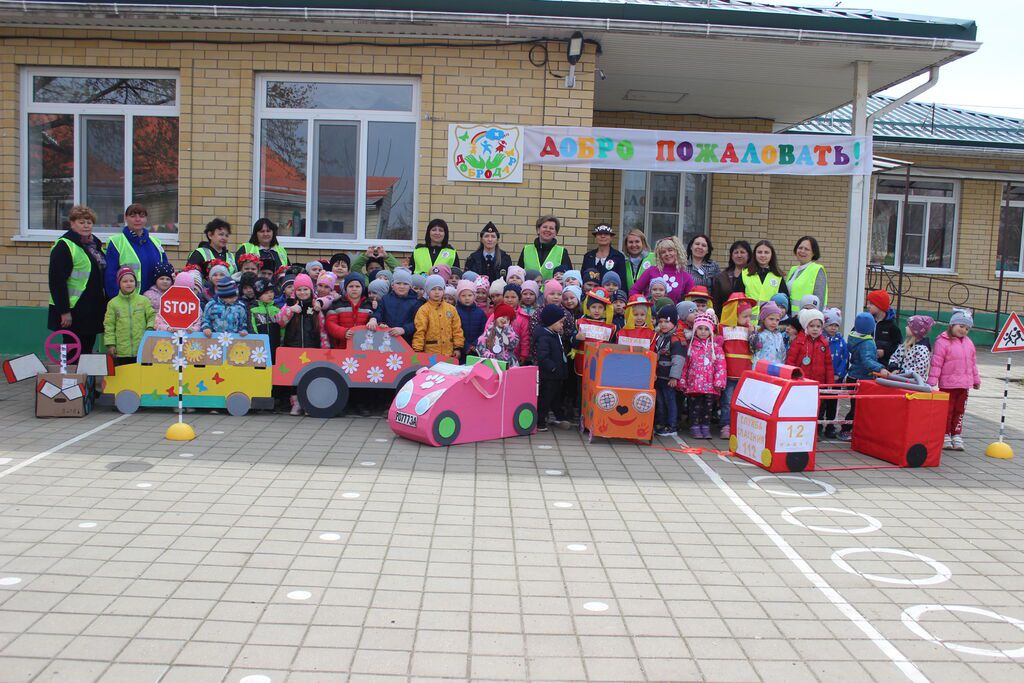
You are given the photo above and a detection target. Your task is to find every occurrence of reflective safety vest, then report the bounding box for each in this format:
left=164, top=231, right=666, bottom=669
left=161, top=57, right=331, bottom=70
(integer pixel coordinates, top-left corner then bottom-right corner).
left=194, top=246, right=237, bottom=273
left=740, top=270, right=783, bottom=318
left=107, top=232, right=165, bottom=286
left=523, top=243, right=566, bottom=281
left=240, top=242, right=289, bottom=267
left=49, top=237, right=92, bottom=308
left=412, top=246, right=456, bottom=275
left=625, top=253, right=657, bottom=291
left=786, top=262, right=827, bottom=314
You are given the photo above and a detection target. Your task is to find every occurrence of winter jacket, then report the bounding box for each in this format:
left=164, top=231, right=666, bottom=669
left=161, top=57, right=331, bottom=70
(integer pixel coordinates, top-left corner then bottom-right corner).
left=142, top=285, right=165, bottom=312
left=534, top=326, right=568, bottom=380
left=48, top=231, right=107, bottom=336
left=581, top=248, right=628, bottom=288
left=513, top=309, right=531, bottom=363
left=373, top=291, right=422, bottom=344
left=682, top=334, right=727, bottom=395
left=529, top=305, right=577, bottom=362
left=476, top=320, right=519, bottom=365
left=456, top=301, right=487, bottom=357
left=249, top=301, right=281, bottom=357
left=874, top=309, right=903, bottom=365
left=785, top=332, right=835, bottom=385
left=826, top=333, right=849, bottom=378
left=324, top=296, right=373, bottom=349
left=412, top=300, right=465, bottom=357
left=465, top=248, right=513, bottom=284
left=750, top=328, right=787, bottom=364
left=846, top=332, right=885, bottom=381
left=888, top=342, right=931, bottom=380
left=928, top=332, right=980, bottom=390
left=277, top=299, right=327, bottom=349
left=655, top=332, right=685, bottom=381
left=629, top=264, right=695, bottom=304
left=201, top=298, right=250, bottom=335
left=103, top=292, right=155, bottom=357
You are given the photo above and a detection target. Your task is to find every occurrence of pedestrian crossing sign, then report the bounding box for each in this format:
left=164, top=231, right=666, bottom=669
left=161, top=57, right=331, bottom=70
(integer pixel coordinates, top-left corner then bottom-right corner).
left=992, top=312, right=1024, bottom=353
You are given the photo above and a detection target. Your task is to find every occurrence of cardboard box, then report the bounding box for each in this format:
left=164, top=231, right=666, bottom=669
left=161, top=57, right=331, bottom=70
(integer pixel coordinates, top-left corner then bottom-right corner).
left=36, top=372, right=93, bottom=418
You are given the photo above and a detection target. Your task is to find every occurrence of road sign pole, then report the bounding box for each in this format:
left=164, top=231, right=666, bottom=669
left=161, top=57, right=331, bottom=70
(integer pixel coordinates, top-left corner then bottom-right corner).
left=998, top=356, right=1011, bottom=444
left=177, top=334, right=184, bottom=425
left=987, top=313, right=1021, bottom=459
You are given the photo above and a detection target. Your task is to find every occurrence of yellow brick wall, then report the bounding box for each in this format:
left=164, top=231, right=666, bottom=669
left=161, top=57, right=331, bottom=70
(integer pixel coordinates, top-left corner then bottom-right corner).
left=0, top=29, right=595, bottom=306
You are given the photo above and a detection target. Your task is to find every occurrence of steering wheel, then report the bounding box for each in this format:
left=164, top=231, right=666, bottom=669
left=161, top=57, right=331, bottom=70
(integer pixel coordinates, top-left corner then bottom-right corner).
left=875, top=370, right=932, bottom=393
left=44, top=330, right=82, bottom=366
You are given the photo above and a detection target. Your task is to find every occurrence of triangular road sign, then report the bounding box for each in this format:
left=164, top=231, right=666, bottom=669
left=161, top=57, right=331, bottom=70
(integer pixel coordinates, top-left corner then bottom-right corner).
left=993, top=312, right=1024, bottom=353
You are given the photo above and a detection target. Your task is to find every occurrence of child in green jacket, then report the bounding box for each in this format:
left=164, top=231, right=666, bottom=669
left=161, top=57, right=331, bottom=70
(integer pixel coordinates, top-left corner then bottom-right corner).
left=105, top=266, right=156, bottom=364
left=249, top=278, right=281, bottom=359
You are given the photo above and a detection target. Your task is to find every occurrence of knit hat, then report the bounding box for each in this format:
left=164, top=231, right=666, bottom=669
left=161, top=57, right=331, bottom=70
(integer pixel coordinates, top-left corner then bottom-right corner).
left=462, top=270, right=479, bottom=282
left=737, top=300, right=753, bottom=316
left=253, top=278, right=273, bottom=297
left=601, top=271, right=621, bottom=287
left=522, top=281, right=540, bottom=297
left=173, top=272, right=194, bottom=289
left=563, top=285, right=582, bottom=302
left=424, top=274, right=446, bottom=293
left=293, top=273, right=314, bottom=292
left=342, top=272, right=367, bottom=297
left=305, top=260, right=322, bottom=273
left=693, top=312, right=716, bottom=333
left=649, top=277, right=668, bottom=292
left=475, top=276, right=490, bottom=292
left=444, top=285, right=457, bottom=298
left=431, top=264, right=452, bottom=282
left=450, top=267, right=463, bottom=278
left=676, top=300, right=697, bottom=320
left=329, top=252, right=351, bottom=268
left=392, top=269, right=413, bottom=286
left=317, top=272, right=337, bottom=290
left=798, top=308, right=824, bottom=329
left=543, top=279, right=562, bottom=294
left=908, top=315, right=935, bottom=339
left=493, top=303, right=517, bottom=322
left=657, top=305, right=678, bottom=324
left=584, top=269, right=603, bottom=285
left=239, top=272, right=258, bottom=291
left=800, top=294, right=820, bottom=310
left=503, top=283, right=522, bottom=300
left=553, top=264, right=568, bottom=277
left=191, top=270, right=205, bottom=292
left=771, top=293, right=790, bottom=312
left=562, top=270, right=582, bottom=284
left=216, top=276, right=238, bottom=298
left=684, top=285, right=711, bottom=301
left=506, top=266, right=526, bottom=282
left=480, top=221, right=500, bottom=237
left=152, top=262, right=174, bottom=280
left=759, top=302, right=783, bottom=324
left=654, top=297, right=674, bottom=313
left=116, top=266, right=136, bottom=285
left=540, top=304, right=564, bottom=327
left=456, top=279, right=476, bottom=297
left=260, top=258, right=276, bottom=273
left=611, top=289, right=628, bottom=303
left=410, top=274, right=427, bottom=290
left=866, top=289, right=891, bottom=313
left=489, top=278, right=507, bottom=296
left=823, top=307, right=841, bottom=327
left=949, top=309, right=974, bottom=328
left=524, top=269, right=542, bottom=282
left=208, top=264, right=230, bottom=282
left=375, top=269, right=393, bottom=283
left=853, top=312, right=876, bottom=335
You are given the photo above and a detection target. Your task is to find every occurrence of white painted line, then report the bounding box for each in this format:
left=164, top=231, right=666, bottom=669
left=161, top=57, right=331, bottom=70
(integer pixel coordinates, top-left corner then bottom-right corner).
left=211, top=430, right=224, bottom=435
left=0, top=458, right=12, bottom=466
left=552, top=501, right=573, bottom=509
left=0, top=414, right=130, bottom=481
left=318, top=533, right=342, bottom=541
left=545, top=469, right=564, bottom=475
left=537, top=445, right=553, bottom=450
left=782, top=507, right=883, bottom=535
left=833, top=549, right=952, bottom=586
left=341, top=492, right=360, bottom=499
left=179, top=452, right=195, bottom=458
left=135, top=483, right=153, bottom=489
left=902, top=605, right=1024, bottom=658
left=239, top=675, right=273, bottom=683
left=583, top=601, right=609, bottom=612
left=374, top=438, right=388, bottom=443
left=0, top=577, right=22, bottom=587
left=673, top=435, right=930, bottom=683
left=748, top=474, right=836, bottom=498
left=77, top=522, right=98, bottom=529
left=286, top=590, right=312, bottom=601
left=566, top=544, right=588, bottom=552
left=359, top=461, right=376, bottom=467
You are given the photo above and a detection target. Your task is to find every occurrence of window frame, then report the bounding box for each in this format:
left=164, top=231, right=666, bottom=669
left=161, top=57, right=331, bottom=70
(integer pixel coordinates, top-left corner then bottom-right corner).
left=252, top=73, right=420, bottom=251
left=617, top=170, right=711, bottom=249
left=997, top=184, right=1024, bottom=278
left=18, top=66, right=181, bottom=243
left=872, top=176, right=960, bottom=274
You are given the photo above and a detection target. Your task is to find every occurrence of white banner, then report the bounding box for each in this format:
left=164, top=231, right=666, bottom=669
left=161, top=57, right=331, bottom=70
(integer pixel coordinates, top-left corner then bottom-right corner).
left=524, top=126, right=872, bottom=176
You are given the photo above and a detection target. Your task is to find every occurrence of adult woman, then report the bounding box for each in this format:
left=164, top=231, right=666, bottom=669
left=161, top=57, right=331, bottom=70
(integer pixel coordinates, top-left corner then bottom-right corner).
left=786, top=235, right=827, bottom=313
left=48, top=205, right=107, bottom=354
left=412, top=218, right=460, bottom=274
left=581, top=223, right=626, bottom=286
left=712, top=240, right=752, bottom=314
left=104, top=203, right=169, bottom=298
left=684, top=234, right=721, bottom=292
left=742, top=240, right=788, bottom=318
left=629, top=236, right=695, bottom=303
left=519, top=214, right=572, bottom=280
left=187, top=218, right=236, bottom=275
left=237, top=217, right=289, bottom=271
left=464, top=221, right=512, bottom=283
left=622, top=229, right=657, bottom=292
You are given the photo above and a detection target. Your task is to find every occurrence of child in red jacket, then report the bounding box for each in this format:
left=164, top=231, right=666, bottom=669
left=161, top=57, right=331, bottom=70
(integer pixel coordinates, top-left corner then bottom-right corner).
left=325, top=273, right=373, bottom=348
left=786, top=308, right=834, bottom=385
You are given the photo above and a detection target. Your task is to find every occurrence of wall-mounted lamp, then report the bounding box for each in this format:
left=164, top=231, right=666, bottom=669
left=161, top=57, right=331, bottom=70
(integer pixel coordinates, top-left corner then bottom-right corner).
left=565, top=31, right=584, bottom=89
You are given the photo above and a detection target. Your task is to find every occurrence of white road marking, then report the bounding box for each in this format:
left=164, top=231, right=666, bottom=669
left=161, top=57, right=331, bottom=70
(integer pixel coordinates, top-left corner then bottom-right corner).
left=833, top=548, right=952, bottom=586
left=748, top=474, right=836, bottom=497
left=674, top=435, right=930, bottom=683
left=782, top=507, right=883, bottom=535
left=0, top=414, right=130, bottom=480
left=583, top=601, right=609, bottom=612
left=902, top=605, right=1024, bottom=658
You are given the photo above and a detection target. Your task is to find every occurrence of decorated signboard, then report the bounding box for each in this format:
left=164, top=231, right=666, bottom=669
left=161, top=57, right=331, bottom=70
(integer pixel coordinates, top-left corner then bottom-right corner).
left=447, top=124, right=524, bottom=183
left=581, top=343, right=656, bottom=442
left=388, top=361, right=538, bottom=447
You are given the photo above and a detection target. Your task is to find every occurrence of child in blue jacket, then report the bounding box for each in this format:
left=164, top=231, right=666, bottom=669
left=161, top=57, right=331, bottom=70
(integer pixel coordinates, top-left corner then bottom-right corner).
left=820, top=308, right=848, bottom=438
left=839, top=312, right=889, bottom=440
left=367, top=269, right=421, bottom=345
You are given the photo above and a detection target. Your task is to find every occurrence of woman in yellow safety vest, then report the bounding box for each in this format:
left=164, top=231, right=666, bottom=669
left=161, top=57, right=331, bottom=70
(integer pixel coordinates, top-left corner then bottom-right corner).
left=786, top=235, right=828, bottom=314
left=519, top=214, right=573, bottom=281
left=187, top=218, right=237, bottom=276
left=741, top=239, right=789, bottom=318
left=623, top=229, right=657, bottom=292
left=236, top=217, right=289, bottom=272
left=48, top=205, right=108, bottom=354
left=412, top=218, right=460, bottom=275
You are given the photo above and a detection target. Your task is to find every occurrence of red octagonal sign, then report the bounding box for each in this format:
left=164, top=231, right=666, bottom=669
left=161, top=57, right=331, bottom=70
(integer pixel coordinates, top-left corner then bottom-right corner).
left=159, top=286, right=201, bottom=330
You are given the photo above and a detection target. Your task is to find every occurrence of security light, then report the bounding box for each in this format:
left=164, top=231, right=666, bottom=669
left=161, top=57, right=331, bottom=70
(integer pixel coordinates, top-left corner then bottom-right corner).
left=566, top=32, right=584, bottom=65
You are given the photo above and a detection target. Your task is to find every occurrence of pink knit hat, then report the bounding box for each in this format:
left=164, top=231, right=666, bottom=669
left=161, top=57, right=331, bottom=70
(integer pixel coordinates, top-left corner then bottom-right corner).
left=317, top=271, right=337, bottom=289
left=456, top=279, right=476, bottom=297
left=173, top=272, right=194, bottom=289
left=293, top=273, right=314, bottom=292
left=543, top=279, right=563, bottom=294
left=506, top=265, right=526, bottom=282
left=475, top=276, right=490, bottom=292
left=521, top=281, right=540, bottom=296
left=693, top=312, right=716, bottom=333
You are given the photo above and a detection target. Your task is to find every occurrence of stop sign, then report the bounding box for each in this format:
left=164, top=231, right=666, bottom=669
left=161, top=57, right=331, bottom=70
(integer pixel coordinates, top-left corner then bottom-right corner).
left=160, top=286, right=202, bottom=330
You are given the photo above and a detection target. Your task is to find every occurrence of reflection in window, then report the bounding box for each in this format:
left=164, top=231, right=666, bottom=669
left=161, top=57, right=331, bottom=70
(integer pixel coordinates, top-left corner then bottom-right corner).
left=33, top=76, right=175, bottom=105
left=260, top=119, right=307, bottom=237
left=872, top=178, right=958, bottom=270
left=133, top=117, right=179, bottom=234
left=619, top=171, right=708, bottom=245
left=82, top=116, right=125, bottom=228
left=315, top=122, right=358, bottom=238
left=27, top=113, right=74, bottom=231
left=266, top=81, right=413, bottom=111
left=366, top=122, right=415, bottom=242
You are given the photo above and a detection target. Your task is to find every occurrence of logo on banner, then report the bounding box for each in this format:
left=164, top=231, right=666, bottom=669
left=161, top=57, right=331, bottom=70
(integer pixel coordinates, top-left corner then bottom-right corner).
left=447, top=124, right=524, bottom=183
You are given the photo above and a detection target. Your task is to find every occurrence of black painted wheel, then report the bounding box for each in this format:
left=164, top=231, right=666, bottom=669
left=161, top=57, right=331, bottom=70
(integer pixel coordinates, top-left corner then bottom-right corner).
left=786, top=452, right=810, bottom=472
left=906, top=443, right=928, bottom=468
left=296, top=367, right=349, bottom=418
left=512, top=403, right=537, bottom=436
left=432, top=410, right=461, bottom=446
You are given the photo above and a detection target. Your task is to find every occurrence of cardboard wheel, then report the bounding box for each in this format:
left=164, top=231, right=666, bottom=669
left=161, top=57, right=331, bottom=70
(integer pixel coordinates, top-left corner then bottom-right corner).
left=786, top=452, right=810, bottom=472
left=115, top=390, right=140, bottom=415
left=906, top=443, right=928, bottom=468
left=225, top=392, right=251, bottom=417
left=297, top=367, right=349, bottom=418
left=432, top=410, right=461, bottom=446
left=512, top=403, right=537, bottom=436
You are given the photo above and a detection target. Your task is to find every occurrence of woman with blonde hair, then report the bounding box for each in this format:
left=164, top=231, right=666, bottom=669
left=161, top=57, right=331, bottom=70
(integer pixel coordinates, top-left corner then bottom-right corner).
left=623, top=228, right=657, bottom=291
left=629, top=235, right=695, bottom=303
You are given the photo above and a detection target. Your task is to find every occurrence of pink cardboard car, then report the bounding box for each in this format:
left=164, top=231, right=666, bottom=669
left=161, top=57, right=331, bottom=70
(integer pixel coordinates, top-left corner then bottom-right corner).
left=388, top=361, right=539, bottom=446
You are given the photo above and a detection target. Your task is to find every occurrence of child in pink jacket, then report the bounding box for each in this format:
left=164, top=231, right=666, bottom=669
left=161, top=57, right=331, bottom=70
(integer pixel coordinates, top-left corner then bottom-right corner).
left=681, top=312, right=727, bottom=440
left=928, top=310, right=981, bottom=452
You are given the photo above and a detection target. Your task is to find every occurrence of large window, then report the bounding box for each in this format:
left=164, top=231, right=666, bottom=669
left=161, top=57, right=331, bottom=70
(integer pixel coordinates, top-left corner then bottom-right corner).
left=619, top=171, right=709, bottom=247
left=255, top=75, right=419, bottom=248
left=22, top=68, right=180, bottom=236
left=872, top=178, right=959, bottom=271
left=998, top=184, right=1024, bottom=274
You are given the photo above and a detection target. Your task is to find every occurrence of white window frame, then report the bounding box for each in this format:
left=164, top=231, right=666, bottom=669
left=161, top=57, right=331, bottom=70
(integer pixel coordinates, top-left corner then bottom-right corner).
left=998, top=185, right=1024, bottom=278
left=17, top=66, right=181, bottom=243
left=253, top=73, right=420, bottom=251
left=873, top=176, right=960, bottom=274
left=617, top=170, right=711, bottom=249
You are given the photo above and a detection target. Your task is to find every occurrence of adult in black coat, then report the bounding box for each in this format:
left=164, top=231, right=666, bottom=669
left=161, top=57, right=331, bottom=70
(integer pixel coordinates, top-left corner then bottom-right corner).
left=581, top=223, right=627, bottom=287
left=48, top=206, right=108, bottom=353
left=464, top=221, right=513, bottom=283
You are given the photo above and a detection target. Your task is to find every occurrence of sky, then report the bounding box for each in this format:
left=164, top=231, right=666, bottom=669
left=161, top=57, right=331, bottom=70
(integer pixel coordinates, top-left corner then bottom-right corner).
left=796, top=0, right=1024, bottom=118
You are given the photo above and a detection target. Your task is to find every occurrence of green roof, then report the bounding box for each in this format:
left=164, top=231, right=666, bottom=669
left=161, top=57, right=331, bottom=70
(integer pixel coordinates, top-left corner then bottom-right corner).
left=28, top=0, right=978, bottom=41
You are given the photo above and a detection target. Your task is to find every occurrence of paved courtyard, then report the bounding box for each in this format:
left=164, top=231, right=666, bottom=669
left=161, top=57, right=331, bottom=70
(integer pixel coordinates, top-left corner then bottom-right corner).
left=1, top=351, right=1023, bottom=682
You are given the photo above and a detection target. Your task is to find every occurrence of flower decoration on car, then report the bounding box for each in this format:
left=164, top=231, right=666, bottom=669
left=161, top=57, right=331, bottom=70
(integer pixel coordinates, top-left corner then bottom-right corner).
left=216, top=332, right=233, bottom=347
left=172, top=355, right=187, bottom=371
left=385, top=354, right=404, bottom=371
left=184, top=343, right=205, bottom=363
left=206, top=344, right=223, bottom=361
left=367, top=366, right=385, bottom=383
left=341, top=358, right=359, bottom=375
left=249, top=346, right=268, bottom=365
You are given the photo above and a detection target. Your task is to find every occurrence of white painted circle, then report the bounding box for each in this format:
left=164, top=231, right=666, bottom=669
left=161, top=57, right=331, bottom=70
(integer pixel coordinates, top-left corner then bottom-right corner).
left=833, top=548, right=952, bottom=586
left=537, top=445, right=553, bottom=450
left=239, top=676, right=273, bottom=683
left=545, top=469, right=564, bottom=476
left=566, top=544, right=588, bottom=552
left=286, top=590, right=312, bottom=601
left=0, top=577, right=22, bottom=586
left=552, top=501, right=573, bottom=509
left=748, top=475, right=836, bottom=498
left=211, top=431, right=224, bottom=435
left=341, top=492, right=360, bottom=499
left=0, top=458, right=12, bottom=465
left=319, top=533, right=342, bottom=541
left=179, top=452, right=195, bottom=458
left=583, top=601, right=609, bottom=612
left=374, top=438, right=388, bottom=443
left=781, top=507, right=882, bottom=535
left=718, top=453, right=755, bottom=468
left=359, top=461, right=376, bottom=467
left=902, top=605, right=1024, bottom=658
left=77, top=522, right=97, bottom=529
left=135, top=483, right=153, bottom=489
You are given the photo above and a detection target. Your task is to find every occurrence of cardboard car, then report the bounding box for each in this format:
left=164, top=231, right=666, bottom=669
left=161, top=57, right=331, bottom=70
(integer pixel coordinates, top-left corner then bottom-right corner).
left=3, top=331, right=112, bottom=418
left=581, top=343, right=657, bottom=442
